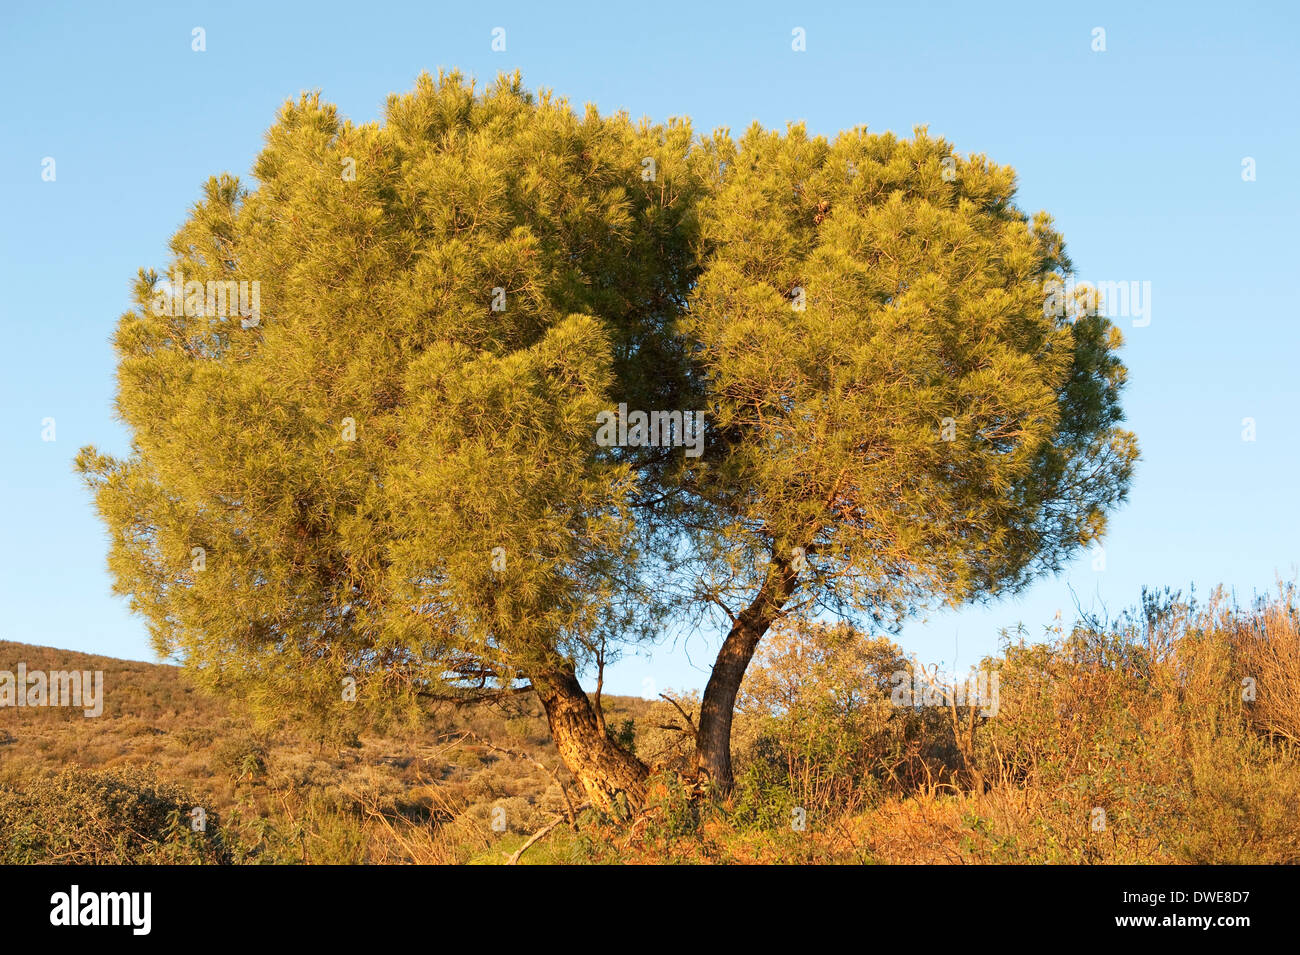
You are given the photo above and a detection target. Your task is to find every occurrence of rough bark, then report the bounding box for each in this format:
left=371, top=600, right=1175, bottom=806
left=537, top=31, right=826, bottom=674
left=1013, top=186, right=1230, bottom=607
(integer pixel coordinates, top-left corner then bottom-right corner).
left=531, top=665, right=649, bottom=816
left=693, top=555, right=799, bottom=793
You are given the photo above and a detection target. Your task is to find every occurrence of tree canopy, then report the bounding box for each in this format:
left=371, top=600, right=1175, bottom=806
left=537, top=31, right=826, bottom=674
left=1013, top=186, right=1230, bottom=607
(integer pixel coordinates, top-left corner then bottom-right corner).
left=79, top=70, right=1136, bottom=808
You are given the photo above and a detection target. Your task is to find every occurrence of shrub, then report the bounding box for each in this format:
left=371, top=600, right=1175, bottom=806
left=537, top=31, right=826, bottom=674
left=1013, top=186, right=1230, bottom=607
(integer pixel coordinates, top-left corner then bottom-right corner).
left=732, top=619, right=961, bottom=823
left=213, top=734, right=270, bottom=783
left=0, top=767, right=230, bottom=864
left=970, top=588, right=1300, bottom=863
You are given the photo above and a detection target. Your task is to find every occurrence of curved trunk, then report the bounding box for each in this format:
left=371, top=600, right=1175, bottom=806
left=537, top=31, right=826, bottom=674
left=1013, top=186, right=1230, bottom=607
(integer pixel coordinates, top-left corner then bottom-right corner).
left=694, top=619, right=766, bottom=792
left=531, top=665, right=648, bottom=816
left=693, top=556, right=798, bottom=793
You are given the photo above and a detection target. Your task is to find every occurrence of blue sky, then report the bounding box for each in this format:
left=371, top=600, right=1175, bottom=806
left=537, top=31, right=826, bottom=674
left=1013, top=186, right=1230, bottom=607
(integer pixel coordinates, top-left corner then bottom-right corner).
left=2, top=1, right=1297, bottom=698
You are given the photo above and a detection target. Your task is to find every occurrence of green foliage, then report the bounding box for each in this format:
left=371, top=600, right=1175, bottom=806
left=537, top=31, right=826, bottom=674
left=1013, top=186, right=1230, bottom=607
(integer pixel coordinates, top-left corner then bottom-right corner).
left=732, top=738, right=802, bottom=832
left=609, top=716, right=636, bottom=753
left=0, top=768, right=230, bottom=864
left=77, top=70, right=698, bottom=731
left=682, top=124, right=1137, bottom=620
left=213, top=733, right=270, bottom=783
left=643, top=770, right=702, bottom=841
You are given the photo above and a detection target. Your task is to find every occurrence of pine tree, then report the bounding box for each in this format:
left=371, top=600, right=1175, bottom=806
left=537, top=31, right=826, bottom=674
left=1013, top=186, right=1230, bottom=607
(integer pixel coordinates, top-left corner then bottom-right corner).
left=79, top=72, right=1136, bottom=809
left=680, top=122, right=1136, bottom=788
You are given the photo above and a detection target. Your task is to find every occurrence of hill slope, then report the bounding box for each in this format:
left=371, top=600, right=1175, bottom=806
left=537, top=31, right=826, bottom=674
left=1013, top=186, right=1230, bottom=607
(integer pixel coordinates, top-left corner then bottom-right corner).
left=0, top=639, right=651, bottom=863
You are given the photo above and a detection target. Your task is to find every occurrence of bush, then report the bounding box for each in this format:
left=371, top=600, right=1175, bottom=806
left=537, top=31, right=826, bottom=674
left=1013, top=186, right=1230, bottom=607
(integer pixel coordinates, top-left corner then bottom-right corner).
left=732, top=619, right=961, bottom=824
left=0, top=767, right=231, bottom=864
left=968, top=588, right=1300, bottom=863
left=213, top=734, right=270, bottom=783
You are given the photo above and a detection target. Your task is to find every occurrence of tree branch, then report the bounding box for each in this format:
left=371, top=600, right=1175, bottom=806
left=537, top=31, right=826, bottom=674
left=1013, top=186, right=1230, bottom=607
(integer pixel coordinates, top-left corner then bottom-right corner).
left=507, top=803, right=590, bottom=865
left=659, top=692, right=698, bottom=741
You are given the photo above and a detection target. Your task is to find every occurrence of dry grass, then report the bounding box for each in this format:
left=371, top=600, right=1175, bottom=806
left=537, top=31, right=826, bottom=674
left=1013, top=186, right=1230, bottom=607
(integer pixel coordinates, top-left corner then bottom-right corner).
left=4, top=585, right=1299, bottom=865
left=0, top=639, right=649, bottom=864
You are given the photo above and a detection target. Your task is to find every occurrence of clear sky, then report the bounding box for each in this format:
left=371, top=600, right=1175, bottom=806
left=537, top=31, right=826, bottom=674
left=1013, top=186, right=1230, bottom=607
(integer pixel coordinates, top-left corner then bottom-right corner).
left=2, top=1, right=1296, bottom=698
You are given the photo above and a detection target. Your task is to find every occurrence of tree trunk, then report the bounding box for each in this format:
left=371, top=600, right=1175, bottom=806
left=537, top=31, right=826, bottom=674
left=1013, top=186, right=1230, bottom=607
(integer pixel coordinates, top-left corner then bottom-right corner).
left=693, top=556, right=798, bottom=793
left=531, top=665, right=648, bottom=816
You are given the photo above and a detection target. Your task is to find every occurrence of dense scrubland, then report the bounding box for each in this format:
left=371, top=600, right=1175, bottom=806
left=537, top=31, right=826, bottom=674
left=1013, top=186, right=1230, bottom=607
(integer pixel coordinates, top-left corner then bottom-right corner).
left=2, top=585, right=1298, bottom=864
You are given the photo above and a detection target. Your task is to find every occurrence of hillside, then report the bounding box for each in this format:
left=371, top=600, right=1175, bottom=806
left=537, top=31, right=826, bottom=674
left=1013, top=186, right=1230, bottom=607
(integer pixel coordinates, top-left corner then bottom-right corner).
left=4, top=589, right=1300, bottom=865
left=0, top=639, right=653, bottom=863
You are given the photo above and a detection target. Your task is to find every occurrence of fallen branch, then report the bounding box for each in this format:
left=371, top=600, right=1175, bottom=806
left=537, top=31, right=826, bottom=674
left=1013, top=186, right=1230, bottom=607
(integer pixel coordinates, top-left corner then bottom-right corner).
left=507, top=802, right=590, bottom=865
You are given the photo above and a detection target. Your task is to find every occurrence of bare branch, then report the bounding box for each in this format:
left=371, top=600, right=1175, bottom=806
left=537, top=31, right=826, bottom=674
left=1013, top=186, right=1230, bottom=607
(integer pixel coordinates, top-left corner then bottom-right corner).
left=659, top=692, right=698, bottom=740
left=507, top=803, right=590, bottom=865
